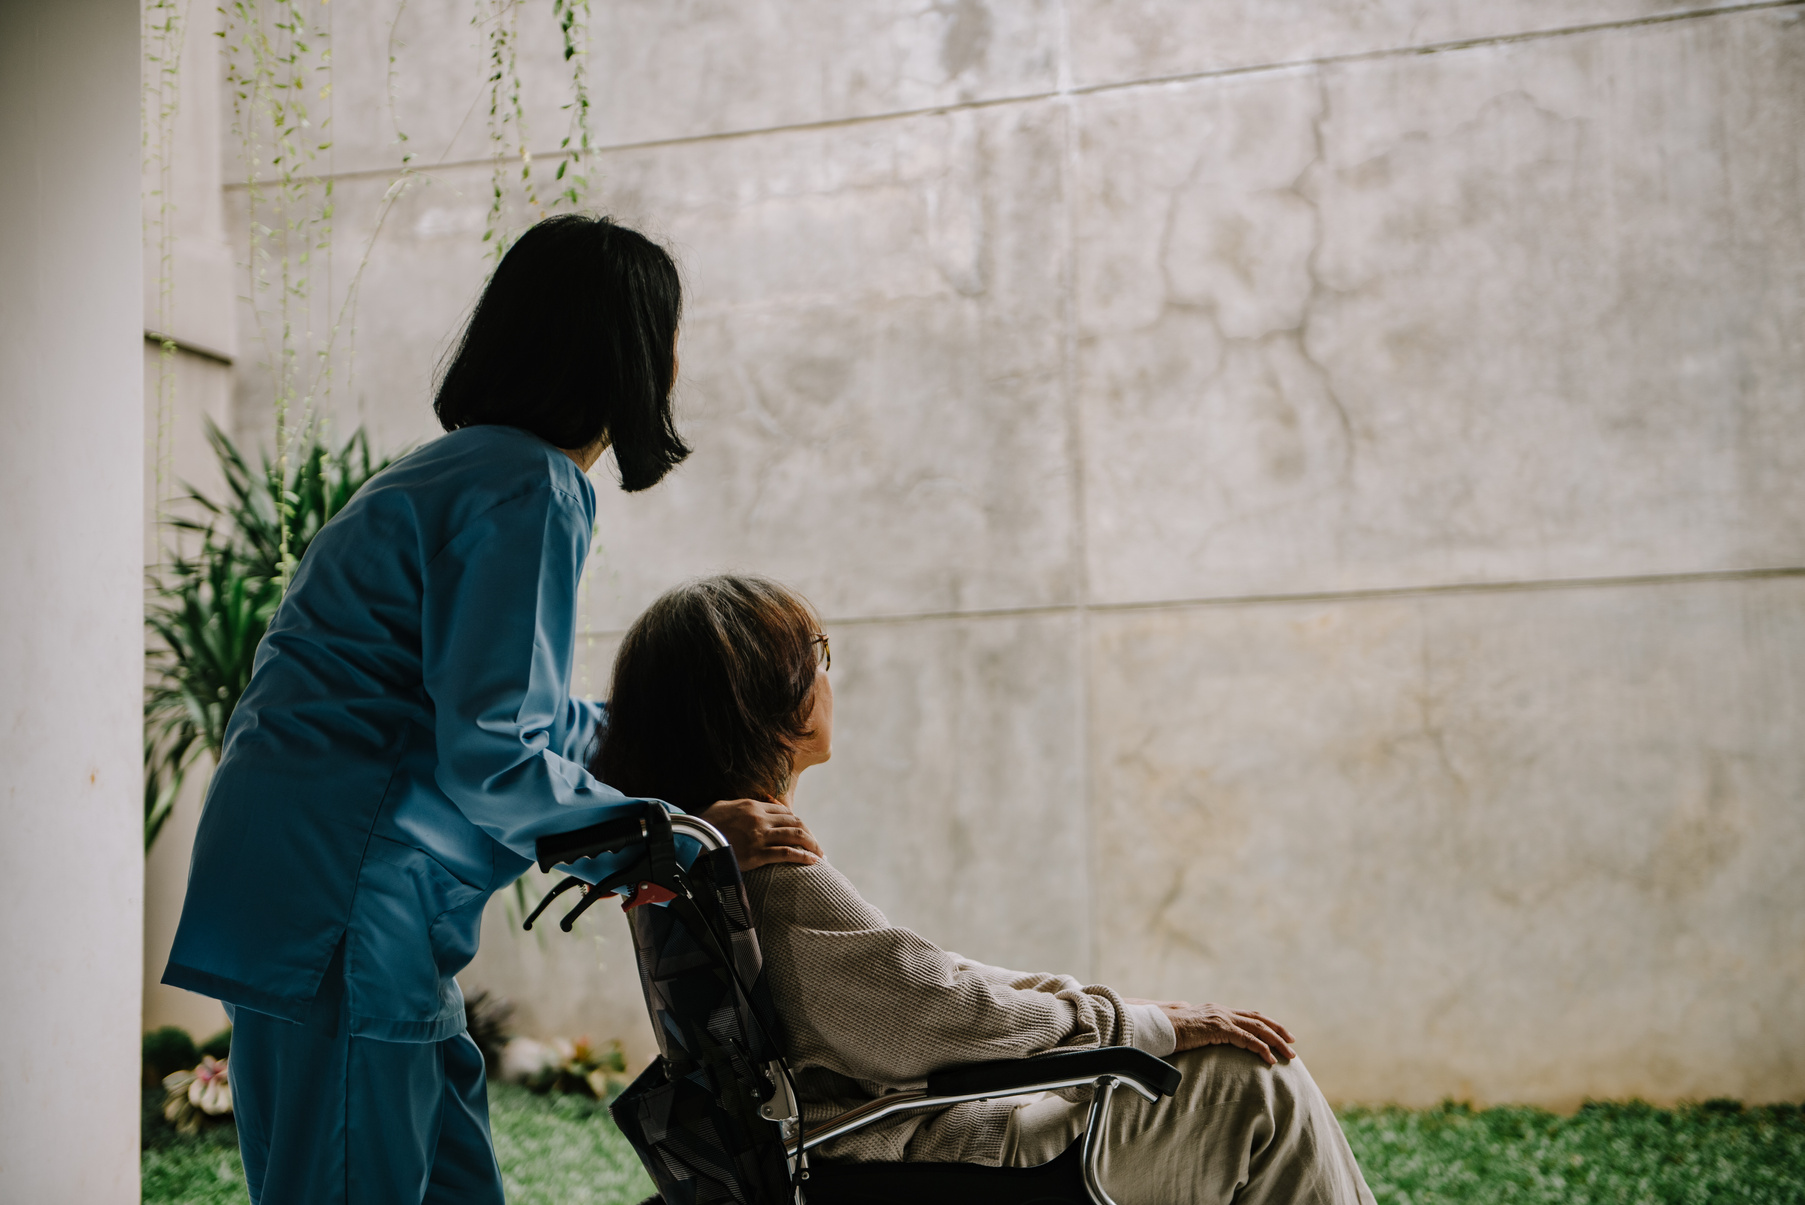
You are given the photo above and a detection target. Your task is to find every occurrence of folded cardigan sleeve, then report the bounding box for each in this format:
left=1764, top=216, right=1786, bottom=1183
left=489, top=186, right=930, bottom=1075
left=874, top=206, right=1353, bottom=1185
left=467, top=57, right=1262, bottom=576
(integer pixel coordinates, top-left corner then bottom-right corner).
left=752, top=862, right=1140, bottom=1086
left=945, top=953, right=1177, bottom=1058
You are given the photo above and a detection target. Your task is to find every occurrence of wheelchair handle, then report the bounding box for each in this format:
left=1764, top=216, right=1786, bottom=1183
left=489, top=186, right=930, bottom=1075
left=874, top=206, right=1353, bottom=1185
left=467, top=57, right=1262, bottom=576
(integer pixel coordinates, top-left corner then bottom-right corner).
left=669, top=812, right=730, bottom=854
left=533, top=808, right=731, bottom=874
left=525, top=808, right=735, bottom=932
left=535, top=813, right=647, bottom=873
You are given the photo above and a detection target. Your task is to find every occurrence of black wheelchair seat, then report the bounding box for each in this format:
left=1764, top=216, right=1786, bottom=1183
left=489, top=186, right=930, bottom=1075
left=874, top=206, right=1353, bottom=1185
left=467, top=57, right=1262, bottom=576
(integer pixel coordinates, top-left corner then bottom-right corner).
left=802, top=1134, right=1090, bottom=1204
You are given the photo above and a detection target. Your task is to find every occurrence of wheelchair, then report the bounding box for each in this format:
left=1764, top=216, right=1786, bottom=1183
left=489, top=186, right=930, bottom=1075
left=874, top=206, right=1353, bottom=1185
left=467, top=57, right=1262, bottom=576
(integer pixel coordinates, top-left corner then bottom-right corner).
left=525, top=803, right=1182, bottom=1205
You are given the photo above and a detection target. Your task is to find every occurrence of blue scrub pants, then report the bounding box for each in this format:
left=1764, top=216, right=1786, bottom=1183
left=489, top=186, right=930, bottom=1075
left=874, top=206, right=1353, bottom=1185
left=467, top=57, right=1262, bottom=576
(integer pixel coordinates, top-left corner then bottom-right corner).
left=227, top=945, right=505, bottom=1205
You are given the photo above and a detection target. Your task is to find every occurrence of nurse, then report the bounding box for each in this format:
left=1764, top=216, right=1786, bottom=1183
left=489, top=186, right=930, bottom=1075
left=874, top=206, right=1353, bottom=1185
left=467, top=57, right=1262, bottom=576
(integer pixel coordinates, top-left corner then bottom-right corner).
left=164, top=215, right=821, bottom=1204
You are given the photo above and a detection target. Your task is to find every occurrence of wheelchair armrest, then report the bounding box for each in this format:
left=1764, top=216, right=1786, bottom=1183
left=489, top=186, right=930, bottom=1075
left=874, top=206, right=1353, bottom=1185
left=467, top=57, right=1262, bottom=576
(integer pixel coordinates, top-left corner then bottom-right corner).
left=798, top=1046, right=1182, bottom=1156
left=926, top=1046, right=1182, bottom=1101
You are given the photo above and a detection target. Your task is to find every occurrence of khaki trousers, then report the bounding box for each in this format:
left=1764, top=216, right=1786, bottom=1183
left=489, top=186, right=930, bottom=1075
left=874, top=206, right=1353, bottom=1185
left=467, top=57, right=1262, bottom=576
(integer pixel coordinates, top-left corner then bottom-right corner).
left=1000, top=1048, right=1375, bottom=1205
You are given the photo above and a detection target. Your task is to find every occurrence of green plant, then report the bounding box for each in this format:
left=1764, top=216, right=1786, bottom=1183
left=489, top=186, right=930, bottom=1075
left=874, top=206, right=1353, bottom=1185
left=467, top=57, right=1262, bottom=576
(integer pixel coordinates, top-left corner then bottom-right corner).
left=143, top=422, right=395, bottom=849
left=200, top=1026, right=233, bottom=1061
left=551, top=0, right=595, bottom=210
left=169, top=421, right=388, bottom=583
left=144, top=542, right=281, bottom=848
left=477, top=0, right=597, bottom=257
left=219, top=0, right=339, bottom=585
left=465, top=990, right=517, bottom=1076
left=142, top=1026, right=201, bottom=1089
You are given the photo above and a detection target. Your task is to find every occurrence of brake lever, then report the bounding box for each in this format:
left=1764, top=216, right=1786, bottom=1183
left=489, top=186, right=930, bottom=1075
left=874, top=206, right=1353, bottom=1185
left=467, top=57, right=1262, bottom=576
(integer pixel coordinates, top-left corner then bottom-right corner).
left=521, top=875, right=585, bottom=931
left=558, top=882, right=612, bottom=931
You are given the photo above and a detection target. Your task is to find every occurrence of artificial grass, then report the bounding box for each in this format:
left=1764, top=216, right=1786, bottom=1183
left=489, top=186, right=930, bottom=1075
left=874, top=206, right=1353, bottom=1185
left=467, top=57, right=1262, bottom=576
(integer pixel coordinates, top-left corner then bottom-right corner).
left=141, top=1123, right=248, bottom=1205
left=142, top=1089, right=1805, bottom=1205
left=1340, top=1100, right=1805, bottom=1205
left=141, top=1081, right=653, bottom=1205
left=487, top=1083, right=654, bottom=1205
left=141, top=1084, right=250, bottom=1205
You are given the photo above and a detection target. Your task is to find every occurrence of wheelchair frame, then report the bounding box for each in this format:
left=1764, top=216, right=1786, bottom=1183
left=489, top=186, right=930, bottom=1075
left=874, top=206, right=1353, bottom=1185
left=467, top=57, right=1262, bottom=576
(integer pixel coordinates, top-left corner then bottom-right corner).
left=528, top=808, right=1179, bottom=1205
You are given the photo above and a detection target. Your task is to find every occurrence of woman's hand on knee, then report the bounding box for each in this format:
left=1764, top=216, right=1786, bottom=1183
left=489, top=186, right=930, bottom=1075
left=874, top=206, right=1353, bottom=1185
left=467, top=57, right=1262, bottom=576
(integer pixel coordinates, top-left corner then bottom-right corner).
left=1160, top=1003, right=1297, bottom=1064
left=701, top=798, right=824, bottom=871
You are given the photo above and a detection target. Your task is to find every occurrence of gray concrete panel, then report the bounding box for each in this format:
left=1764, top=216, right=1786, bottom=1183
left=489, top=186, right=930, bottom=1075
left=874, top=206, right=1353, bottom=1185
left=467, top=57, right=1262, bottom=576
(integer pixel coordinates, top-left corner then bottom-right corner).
left=464, top=610, right=1091, bottom=1058
left=223, top=1, right=589, bottom=186
left=221, top=162, right=490, bottom=455
left=233, top=1, right=1063, bottom=181
left=199, top=0, right=1805, bottom=1108
left=585, top=101, right=1078, bottom=624
left=581, top=0, right=1061, bottom=145
left=231, top=101, right=1079, bottom=622
left=799, top=612, right=1089, bottom=977
left=1067, top=0, right=1733, bottom=88
left=1086, top=576, right=1805, bottom=1106
left=1075, top=8, right=1805, bottom=603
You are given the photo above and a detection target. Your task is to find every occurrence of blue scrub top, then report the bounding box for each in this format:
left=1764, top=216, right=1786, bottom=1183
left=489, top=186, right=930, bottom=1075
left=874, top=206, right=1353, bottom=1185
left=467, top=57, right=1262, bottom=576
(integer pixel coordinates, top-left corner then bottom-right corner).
left=166, top=424, right=668, bottom=1041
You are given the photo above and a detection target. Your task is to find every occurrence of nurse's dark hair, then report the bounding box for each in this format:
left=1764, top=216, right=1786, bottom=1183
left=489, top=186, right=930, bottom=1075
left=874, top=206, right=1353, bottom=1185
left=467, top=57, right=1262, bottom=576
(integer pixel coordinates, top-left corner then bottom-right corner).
left=433, top=214, right=690, bottom=492
left=595, top=575, right=821, bottom=814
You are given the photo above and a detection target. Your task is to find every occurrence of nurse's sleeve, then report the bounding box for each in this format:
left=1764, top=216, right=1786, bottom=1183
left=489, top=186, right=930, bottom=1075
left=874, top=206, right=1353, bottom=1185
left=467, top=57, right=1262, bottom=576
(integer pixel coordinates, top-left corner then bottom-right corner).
left=422, top=483, right=661, bottom=877
left=553, top=697, right=607, bottom=766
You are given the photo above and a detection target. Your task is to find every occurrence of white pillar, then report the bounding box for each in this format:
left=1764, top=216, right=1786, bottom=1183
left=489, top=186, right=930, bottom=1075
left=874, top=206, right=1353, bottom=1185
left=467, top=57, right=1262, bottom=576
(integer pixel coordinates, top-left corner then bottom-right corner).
left=0, top=0, right=146, bottom=1200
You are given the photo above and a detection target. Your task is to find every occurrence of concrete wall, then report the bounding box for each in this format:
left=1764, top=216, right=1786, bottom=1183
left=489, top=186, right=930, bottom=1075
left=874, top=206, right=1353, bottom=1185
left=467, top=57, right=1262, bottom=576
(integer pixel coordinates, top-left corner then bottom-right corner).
left=0, top=1, right=145, bottom=1197
left=182, top=0, right=1805, bottom=1106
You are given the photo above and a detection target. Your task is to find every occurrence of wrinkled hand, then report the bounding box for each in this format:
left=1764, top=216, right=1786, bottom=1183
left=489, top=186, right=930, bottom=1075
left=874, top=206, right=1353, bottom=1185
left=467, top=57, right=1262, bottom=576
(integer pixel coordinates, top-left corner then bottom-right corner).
left=699, top=798, right=823, bottom=871
left=1125, top=998, right=1296, bottom=1064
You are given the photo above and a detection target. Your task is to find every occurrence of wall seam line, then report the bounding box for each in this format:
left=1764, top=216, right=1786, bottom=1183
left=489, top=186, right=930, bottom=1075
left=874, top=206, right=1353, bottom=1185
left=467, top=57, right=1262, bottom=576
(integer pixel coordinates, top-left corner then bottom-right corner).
left=1054, top=0, right=1098, bottom=988
left=223, top=0, right=1804, bottom=191
left=575, top=566, right=1805, bottom=639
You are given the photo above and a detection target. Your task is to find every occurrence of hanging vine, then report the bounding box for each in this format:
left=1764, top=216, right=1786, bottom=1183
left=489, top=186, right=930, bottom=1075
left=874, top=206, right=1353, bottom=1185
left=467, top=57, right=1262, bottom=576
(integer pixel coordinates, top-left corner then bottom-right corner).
left=144, top=0, right=604, bottom=853
left=476, top=0, right=595, bottom=257
left=552, top=0, right=594, bottom=209
left=479, top=0, right=531, bottom=257
left=155, top=0, right=605, bottom=602
left=212, top=0, right=600, bottom=482
left=143, top=0, right=190, bottom=550
left=168, top=0, right=601, bottom=580
left=220, top=0, right=338, bottom=591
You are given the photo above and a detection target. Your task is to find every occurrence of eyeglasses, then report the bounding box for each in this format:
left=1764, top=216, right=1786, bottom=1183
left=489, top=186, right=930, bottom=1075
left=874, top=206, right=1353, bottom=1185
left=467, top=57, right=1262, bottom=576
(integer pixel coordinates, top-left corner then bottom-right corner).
left=811, top=633, right=831, bottom=671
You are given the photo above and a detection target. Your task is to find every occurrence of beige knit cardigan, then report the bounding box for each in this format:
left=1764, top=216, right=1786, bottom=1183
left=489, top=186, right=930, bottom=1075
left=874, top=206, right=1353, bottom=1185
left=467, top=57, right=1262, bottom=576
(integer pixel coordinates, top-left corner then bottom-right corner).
left=743, top=860, right=1162, bottom=1165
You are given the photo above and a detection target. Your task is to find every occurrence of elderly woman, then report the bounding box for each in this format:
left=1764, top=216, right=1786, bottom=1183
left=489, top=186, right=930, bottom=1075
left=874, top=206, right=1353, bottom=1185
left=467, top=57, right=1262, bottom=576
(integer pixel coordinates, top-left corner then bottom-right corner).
left=596, top=575, right=1375, bottom=1205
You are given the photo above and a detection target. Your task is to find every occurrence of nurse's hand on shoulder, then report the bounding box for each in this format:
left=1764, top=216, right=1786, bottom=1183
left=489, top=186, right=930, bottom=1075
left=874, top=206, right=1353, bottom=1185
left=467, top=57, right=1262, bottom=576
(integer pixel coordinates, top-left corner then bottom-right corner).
left=701, top=798, right=823, bottom=870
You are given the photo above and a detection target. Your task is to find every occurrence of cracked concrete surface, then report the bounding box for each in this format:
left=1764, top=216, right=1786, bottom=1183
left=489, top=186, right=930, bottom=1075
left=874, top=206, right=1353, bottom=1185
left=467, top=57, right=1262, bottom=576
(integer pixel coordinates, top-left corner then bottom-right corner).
left=196, top=1, right=1805, bottom=1105
left=1075, top=10, right=1805, bottom=603
left=1088, top=577, right=1805, bottom=1106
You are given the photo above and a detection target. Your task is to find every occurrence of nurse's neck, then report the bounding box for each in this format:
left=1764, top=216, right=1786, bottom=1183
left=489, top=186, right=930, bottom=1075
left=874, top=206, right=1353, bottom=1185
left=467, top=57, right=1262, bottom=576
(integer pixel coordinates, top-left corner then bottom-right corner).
left=561, top=433, right=612, bottom=474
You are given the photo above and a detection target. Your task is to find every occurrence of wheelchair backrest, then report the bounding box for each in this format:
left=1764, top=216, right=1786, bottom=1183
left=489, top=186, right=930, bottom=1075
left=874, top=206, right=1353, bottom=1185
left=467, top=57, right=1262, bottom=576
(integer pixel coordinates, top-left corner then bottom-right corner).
left=533, top=807, right=801, bottom=1205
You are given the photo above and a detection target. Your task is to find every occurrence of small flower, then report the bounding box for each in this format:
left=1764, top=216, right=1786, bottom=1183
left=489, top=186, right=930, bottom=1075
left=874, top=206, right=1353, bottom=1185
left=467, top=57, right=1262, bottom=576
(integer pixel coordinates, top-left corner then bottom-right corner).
left=162, top=1056, right=231, bottom=1132
left=162, top=1069, right=197, bottom=1126
left=500, top=1037, right=557, bottom=1084
left=190, top=1055, right=233, bottom=1116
